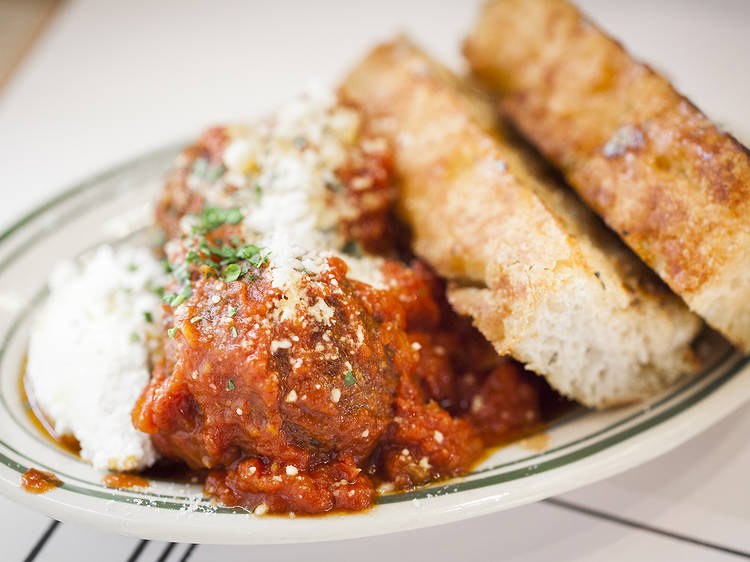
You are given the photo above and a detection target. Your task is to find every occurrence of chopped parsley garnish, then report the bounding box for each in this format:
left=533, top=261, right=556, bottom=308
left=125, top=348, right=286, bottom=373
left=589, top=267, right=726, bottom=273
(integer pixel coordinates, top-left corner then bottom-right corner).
left=191, top=237, right=266, bottom=282
left=192, top=158, right=226, bottom=183
left=127, top=263, right=138, bottom=272
left=186, top=250, right=201, bottom=264
left=162, top=206, right=269, bottom=301
left=206, top=164, right=227, bottom=182
left=227, top=379, right=235, bottom=391
left=171, top=261, right=190, bottom=283
left=143, top=311, right=153, bottom=323
left=222, top=263, right=242, bottom=282
left=190, top=315, right=203, bottom=324
left=192, top=157, right=208, bottom=177
left=230, top=326, right=238, bottom=338
left=130, top=332, right=140, bottom=343
left=210, top=244, right=238, bottom=259
left=236, top=244, right=261, bottom=260
left=326, top=181, right=343, bottom=193
left=341, top=239, right=362, bottom=257
left=344, top=370, right=356, bottom=387
left=192, top=206, right=243, bottom=235
left=228, top=306, right=238, bottom=317
left=255, top=185, right=262, bottom=202
left=225, top=207, right=242, bottom=225
left=162, top=284, right=192, bottom=307
left=248, top=249, right=269, bottom=268
left=167, top=327, right=177, bottom=338
left=324, top=179, right=343, bottom=193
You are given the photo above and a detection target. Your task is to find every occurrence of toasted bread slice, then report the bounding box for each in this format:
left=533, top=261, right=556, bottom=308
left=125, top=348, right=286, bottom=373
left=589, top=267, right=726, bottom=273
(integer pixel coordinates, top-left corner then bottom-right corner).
left=465, top=0, right=750, bottom=351
left=341, top=37, right=702, bottom=408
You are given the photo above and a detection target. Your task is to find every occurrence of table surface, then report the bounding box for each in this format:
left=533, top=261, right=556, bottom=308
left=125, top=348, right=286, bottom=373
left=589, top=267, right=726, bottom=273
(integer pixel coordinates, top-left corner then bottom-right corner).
left=0, top=0, right=748, bottom=560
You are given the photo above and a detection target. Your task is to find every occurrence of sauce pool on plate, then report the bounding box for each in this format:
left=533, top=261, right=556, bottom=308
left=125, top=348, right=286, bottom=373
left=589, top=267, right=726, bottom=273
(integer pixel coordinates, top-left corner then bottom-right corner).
left=21, top=367, right=81, bottom=457
left=102, top=473, right=150, bottom=490
left=21, top=469, right=62, bottom=494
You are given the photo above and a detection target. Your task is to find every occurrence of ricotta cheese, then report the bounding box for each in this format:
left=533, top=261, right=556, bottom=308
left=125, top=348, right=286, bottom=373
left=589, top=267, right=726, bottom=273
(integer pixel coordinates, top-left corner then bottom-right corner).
left=26, top=245, right=164, bottom=471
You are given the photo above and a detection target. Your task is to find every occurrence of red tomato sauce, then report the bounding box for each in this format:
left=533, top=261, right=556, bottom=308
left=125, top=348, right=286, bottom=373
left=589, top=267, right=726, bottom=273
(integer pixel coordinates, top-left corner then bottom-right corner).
left=21, top=468, right=62, bottom=494
left=128, top=117, right=570, bottom=515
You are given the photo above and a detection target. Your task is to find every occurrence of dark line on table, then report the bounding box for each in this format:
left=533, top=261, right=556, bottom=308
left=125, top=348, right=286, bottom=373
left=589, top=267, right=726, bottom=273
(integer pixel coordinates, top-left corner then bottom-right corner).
left=545, top=498, right=750, bottom=559
left=179, top=544, right=198, bottom=562
left=23, top=519, right=59, bottom=562
left=125, top=539, right=149, bottom=562
left=156, top=542, right=177, bottom=562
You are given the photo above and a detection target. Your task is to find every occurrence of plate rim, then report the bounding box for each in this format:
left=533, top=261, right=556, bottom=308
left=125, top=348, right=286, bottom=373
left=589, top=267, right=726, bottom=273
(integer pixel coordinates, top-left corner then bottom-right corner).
left=0, top=144, right=748, bottom=544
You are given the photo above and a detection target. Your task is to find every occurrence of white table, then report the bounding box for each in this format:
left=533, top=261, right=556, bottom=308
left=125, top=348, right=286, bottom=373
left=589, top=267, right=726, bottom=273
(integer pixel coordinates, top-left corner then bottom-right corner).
left=1, top=1, right=748, bottom=560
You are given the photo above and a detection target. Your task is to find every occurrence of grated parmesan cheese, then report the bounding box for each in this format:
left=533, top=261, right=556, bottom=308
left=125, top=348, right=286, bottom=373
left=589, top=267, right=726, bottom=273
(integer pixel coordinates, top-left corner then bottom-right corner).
left=26, top=245, right=163, bottom=471
left=308, top=298, right=335, bottom=325
left=254, top=503, right=269, bottom=516
left=189, top=86, right=388, bottom=321
left=270, top=339, right=292, bottom=353
left=331, top=388, right=341, bottom=403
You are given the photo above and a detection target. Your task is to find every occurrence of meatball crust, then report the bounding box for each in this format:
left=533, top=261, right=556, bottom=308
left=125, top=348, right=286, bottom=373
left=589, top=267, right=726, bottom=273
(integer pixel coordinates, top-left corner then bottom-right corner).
left=134, top=254, right=411, bottom=471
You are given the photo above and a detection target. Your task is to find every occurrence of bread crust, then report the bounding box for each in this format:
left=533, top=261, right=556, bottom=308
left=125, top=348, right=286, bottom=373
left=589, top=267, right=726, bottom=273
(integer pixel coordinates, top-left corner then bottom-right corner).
left=465, top=0, right=750, bottom=350
left=341, top=37, right=702, bottom=408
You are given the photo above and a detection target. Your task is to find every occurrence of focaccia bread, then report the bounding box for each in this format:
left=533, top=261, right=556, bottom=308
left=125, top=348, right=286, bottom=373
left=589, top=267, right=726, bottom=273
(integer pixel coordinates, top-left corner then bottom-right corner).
left=465, top=0, right=750, bottom=351
left=341, top=37, right=703, bottom=408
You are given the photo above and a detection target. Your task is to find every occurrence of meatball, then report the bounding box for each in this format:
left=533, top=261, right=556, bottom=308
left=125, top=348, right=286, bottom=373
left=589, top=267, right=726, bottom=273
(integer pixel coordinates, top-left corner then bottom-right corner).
left=133, top=235, right=488, bottom=512
left=134, top=254, right=406, bottom=471
left=132, top=228, right=552, bottom=513
left=155, top=127, right=229, bottom=240
left=133, top=98, right=553, bottom=514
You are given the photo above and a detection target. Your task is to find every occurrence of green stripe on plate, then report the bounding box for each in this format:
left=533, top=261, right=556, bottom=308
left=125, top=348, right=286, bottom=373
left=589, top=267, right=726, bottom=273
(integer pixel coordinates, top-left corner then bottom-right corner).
left=0, top=141, right=744, bottom=511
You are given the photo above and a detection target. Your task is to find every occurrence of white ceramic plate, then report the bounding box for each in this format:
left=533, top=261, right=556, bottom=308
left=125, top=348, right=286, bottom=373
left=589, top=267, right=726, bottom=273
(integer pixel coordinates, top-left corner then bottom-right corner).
left=0, top=146, right=748, bottom=544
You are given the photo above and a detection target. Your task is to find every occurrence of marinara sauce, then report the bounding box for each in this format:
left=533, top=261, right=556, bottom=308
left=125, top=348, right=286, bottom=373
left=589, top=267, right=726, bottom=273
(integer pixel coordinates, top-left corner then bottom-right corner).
left=131, top=112, right=564, bottom=515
